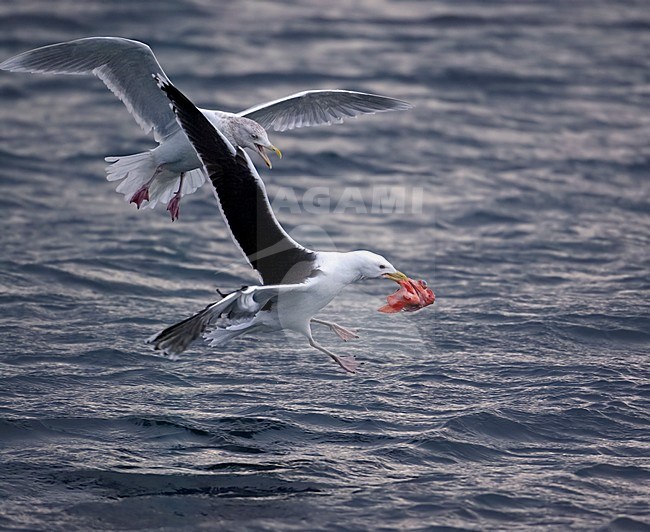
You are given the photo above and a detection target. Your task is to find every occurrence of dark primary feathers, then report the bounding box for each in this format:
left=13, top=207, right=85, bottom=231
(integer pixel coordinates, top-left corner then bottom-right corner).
left=157, top=76, right=316, bottom=285
left=146, top=285, right=278, bottom=355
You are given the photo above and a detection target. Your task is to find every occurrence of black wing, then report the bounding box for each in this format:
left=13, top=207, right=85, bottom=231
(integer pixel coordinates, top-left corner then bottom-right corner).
left=146, top=283, right=308, bottom=356
left=156, top=77, right=316, bottom=285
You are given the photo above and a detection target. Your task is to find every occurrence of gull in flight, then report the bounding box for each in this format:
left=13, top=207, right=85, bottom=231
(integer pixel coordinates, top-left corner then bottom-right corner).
left=146, top=76, right=413, bottom=373
left=0, top=37, right=412, bottom=220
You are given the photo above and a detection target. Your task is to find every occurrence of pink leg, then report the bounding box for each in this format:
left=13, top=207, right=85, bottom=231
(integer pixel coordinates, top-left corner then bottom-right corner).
left=130, top=166, right=163, bottom=209
left=308, top=338, right=359, bottom=374
left=331, top=354, right=360, bottom=374
left=130, top=186, right=149, bottom=209
left=311, top=318, right=359, bottom=342
left=166, top=173, right=185, bottom=222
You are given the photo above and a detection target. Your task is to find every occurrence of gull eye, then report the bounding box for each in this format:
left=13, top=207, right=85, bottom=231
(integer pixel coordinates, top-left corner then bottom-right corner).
left=379, top=265, right=386, bottom=270
left=251, top=133, right=259, bottom=140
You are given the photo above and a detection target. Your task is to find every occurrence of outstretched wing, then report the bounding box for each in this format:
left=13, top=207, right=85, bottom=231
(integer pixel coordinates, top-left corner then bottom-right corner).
left=146, top=283, right=307, bottom=356
left=157, top=76, right=317, bottom=285
left=238, top=89, right=413, bottom=132
left=0, top=37, right=179, bottom=142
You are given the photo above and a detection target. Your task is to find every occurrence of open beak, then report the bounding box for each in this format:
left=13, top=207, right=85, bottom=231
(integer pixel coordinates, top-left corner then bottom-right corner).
left=383, top=271, right=409, bottom=283
left=256, top=144, right=282, bottom=169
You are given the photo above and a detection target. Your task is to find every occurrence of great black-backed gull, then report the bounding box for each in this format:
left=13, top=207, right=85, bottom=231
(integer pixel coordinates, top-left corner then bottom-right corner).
left=146, top=77, right=410, bottom=374
left=0, top=37, right=412, bottom=220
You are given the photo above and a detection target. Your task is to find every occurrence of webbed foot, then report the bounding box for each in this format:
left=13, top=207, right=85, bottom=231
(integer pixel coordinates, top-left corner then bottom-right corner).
left=167, top=193, right=181, bottom=221
left=130, top=185, right=150, bottom=208
left=332, top=355, right=360, bottom=374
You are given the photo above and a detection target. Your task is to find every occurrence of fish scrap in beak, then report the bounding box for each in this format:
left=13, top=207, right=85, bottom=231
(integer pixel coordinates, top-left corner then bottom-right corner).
left=379, top=276, right=435, bottom=313
left=255, top=144, right=282, bottom=169
left=383, top=271, right=409, bottom=283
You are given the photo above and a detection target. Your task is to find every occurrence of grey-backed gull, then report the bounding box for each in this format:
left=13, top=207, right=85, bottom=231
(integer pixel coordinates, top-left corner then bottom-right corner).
left=0, top=37, right=412, bottom=220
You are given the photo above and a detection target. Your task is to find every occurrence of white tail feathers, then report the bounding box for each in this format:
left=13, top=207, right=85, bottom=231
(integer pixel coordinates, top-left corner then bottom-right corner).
left=105, top=151, right=158, bottom=207
left=105, top=151, right=154, bottom=182
left=104, top=152, right=206, bottom=209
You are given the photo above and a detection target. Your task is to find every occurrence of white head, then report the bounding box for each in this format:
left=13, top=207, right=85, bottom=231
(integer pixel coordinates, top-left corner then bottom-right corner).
left=232, top=117, right=282, bottom=168
left=346, top=250, right=408, bottom=283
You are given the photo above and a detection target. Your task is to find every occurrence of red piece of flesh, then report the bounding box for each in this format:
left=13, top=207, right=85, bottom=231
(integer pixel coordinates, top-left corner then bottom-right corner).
left=378, top=278, right=435, bottom=313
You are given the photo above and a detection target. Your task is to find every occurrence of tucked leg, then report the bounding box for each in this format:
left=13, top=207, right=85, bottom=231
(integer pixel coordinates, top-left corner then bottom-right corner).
left=311, top=318, right=359, bottom=342
left=308, top=338, right=359, bottom=374
left=166, top=172, right=185, bottom=221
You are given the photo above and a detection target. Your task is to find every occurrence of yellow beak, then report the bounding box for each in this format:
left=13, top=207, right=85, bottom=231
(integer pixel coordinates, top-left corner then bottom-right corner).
left=270, top=145, right=282, bottom=159
left=383, top=271, right=409, bottom=283
left=256, top=144, right=282, bottom=169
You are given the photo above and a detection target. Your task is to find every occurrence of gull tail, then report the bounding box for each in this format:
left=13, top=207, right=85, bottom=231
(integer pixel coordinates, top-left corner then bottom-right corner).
left=105, top=152, right=206, bottom=209
left=105, top=151, right=159, bottom=208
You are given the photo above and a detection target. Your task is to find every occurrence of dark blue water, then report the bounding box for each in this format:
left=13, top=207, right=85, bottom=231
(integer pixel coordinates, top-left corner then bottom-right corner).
left=1, top=1, right=649, bottom=530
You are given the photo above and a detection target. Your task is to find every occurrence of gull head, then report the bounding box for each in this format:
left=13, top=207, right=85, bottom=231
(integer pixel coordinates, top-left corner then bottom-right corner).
left=348, top=250, right=408, bottom=283
left=233, top=118, right=282, bottom=169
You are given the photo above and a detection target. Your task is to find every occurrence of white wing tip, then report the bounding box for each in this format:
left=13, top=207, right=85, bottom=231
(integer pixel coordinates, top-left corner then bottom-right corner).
left=152, top=72, right=166, bottom=88
left=0, top=58, right=23, bottom=71
left=395, top=100, right=414, bottom=110
left=145, top=330, right=161, bottom=345
left=144, top=331, right=181, bottom=359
